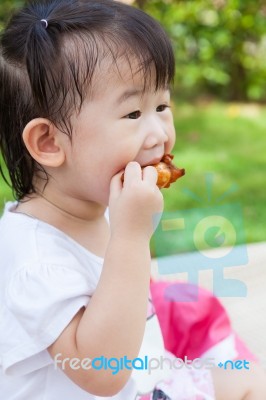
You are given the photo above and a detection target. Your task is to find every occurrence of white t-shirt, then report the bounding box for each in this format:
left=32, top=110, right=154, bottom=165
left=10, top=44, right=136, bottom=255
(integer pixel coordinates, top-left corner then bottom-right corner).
left=0, top=202, right=169, bottom=399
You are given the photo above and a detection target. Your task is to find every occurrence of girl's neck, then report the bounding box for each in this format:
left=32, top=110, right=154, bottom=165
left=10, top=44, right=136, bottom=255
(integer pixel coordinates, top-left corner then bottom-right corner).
left=14, top=194, right=110, bottom=258
left=16, top=192, right=106, bottom=225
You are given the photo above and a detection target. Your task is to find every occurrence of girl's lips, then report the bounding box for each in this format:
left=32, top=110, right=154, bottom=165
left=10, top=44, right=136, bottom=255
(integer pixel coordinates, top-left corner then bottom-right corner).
left=142, top=155, right=164, bottom=167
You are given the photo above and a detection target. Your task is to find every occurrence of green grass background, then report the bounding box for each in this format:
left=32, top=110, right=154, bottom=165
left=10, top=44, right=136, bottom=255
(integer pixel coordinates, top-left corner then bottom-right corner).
left=152, top=101, right=266, bottom=254
left=1, top=101, right=265, bottom=254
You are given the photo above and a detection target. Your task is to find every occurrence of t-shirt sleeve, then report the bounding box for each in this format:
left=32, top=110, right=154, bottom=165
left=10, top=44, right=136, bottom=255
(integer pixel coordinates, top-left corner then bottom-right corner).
left=1, top=263, right=94, bottom=377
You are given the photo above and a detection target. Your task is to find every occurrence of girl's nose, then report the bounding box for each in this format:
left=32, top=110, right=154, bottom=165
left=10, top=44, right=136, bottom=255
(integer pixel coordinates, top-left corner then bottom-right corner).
left=143, top=128, right=169, bottom=150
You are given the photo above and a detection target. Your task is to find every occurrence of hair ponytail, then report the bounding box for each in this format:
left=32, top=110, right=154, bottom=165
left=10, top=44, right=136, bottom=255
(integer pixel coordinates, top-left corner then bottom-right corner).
left=25, top=17, right=59, bottom=115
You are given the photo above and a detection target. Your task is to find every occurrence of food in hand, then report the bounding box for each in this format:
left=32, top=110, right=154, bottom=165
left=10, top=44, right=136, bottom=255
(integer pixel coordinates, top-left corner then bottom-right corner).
left=153, top=154, right=185, bottom=188
left=121, top=154, right=185, bottom=189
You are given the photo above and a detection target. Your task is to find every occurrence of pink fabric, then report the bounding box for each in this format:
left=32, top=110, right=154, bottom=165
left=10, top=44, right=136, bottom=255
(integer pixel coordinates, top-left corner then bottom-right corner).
left=150, top=280, right=257, bottom=362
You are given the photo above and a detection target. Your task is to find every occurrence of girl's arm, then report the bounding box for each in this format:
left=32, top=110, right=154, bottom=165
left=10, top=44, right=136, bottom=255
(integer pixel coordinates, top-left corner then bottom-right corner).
left=48, top=163, right=163, bottom=396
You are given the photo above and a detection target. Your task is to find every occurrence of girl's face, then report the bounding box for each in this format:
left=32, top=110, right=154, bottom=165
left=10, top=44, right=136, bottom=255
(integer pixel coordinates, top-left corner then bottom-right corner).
left=64, top=58, right=176, bottom=205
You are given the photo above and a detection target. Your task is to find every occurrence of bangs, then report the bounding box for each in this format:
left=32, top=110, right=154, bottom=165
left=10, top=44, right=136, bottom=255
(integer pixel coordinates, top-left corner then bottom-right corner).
left=60, top=11, right=175, bottom=112
left=115, top=8, right=175, bottom=91
left=56, top=18, right=175, bottom=131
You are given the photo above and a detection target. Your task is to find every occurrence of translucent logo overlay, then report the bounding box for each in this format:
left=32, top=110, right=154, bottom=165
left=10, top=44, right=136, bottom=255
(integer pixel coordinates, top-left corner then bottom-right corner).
left=153, top=174, right=248, bottom=301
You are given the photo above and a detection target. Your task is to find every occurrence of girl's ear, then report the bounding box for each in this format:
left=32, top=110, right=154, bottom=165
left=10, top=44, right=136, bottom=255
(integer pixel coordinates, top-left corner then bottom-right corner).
left=22, top=118, right=66, bottom=167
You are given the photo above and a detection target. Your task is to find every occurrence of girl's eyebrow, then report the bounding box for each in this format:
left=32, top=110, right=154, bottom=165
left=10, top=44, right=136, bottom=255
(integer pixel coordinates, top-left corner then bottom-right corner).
left=116, top=85, right=170, bottom=105
left=116, top=89, right=143, bottom=105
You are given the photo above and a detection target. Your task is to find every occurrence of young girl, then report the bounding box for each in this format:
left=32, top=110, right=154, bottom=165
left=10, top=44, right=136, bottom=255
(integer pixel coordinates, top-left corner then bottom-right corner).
left=0, top=0, right=265, bottom=399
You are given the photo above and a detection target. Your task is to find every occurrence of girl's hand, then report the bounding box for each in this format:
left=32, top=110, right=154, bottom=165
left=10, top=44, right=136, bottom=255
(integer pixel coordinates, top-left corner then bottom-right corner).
left=108, top=162, right=164, bottom=240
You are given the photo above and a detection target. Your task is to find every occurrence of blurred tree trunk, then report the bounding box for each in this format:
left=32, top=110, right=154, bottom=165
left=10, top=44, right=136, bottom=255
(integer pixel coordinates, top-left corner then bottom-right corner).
left=135, top=0, right=148, bottom=9
left=229, top=63, right=247, bottom=101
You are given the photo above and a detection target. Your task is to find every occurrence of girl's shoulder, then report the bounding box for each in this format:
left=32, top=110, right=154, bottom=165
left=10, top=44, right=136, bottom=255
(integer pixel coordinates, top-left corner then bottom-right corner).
left=0, top=201, right=103, bottom=279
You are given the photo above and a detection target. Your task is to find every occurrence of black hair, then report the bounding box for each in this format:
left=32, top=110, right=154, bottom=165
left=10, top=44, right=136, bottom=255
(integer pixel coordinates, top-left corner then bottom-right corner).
left=0, top=0, right=175, bottom=200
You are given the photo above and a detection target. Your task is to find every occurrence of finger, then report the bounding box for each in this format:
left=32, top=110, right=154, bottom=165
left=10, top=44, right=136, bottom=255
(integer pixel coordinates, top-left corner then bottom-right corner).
left=123, top=162, right=142, bottom=188
left=142, top=166, right=158, bottom=186
left=109, top=172, right=123, bottom=199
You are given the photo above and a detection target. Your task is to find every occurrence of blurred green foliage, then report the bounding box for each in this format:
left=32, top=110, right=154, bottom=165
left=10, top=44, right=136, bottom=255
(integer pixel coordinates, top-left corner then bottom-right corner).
left=137, top=0, right=266, bottom=102
left=0, top=0, right=24, bottom=29
left=1, top=0, right=266, bottom=101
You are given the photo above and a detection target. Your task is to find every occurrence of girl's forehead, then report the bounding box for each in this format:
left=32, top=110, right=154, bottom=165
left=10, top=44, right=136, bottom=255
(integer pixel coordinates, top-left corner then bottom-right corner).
left=93, top=56, right=158, bottom=97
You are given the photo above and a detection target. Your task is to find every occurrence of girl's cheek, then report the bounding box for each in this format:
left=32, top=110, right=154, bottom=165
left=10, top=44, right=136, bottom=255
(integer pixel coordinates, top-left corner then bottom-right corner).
left=167, top=129, right=176, bottom=152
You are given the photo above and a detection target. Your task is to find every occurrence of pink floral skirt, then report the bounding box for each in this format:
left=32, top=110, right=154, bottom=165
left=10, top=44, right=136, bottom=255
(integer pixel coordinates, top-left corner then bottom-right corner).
left=135, top=280, right=257, bottom=400
left=136, top=350, right=215, bottom=399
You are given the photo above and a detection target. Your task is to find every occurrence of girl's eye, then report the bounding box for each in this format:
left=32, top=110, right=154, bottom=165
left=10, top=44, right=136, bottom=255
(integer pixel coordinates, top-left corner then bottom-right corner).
left=125, top=110, right=142, bottom=119
left=156, top=104, right=170, bottom=112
